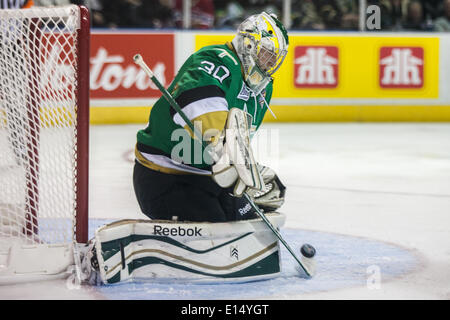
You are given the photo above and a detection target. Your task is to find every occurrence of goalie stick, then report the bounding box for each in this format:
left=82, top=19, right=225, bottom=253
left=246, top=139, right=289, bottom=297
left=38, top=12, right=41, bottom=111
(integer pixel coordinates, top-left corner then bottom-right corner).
left=133, top=54, right=315, bottom=278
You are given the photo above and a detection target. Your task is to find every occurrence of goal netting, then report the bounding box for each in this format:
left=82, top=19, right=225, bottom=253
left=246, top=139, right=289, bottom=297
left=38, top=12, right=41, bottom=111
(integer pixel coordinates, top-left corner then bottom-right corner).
left=0, top=5, right=90, bottom=283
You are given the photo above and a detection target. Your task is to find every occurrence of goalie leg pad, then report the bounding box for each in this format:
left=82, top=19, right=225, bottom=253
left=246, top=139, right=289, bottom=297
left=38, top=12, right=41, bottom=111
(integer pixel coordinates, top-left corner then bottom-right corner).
left=90, top=214, right=285, bottom=284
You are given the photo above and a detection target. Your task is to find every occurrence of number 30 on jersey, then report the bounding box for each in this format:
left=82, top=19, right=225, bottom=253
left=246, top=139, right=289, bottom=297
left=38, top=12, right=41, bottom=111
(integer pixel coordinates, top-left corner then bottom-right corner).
left=198, top=61, right=230, bottom=83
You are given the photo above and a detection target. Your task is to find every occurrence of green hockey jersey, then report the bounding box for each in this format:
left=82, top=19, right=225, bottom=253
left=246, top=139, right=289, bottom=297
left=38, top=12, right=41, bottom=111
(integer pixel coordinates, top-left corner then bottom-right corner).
left=135, top=42, right=273, bottom=175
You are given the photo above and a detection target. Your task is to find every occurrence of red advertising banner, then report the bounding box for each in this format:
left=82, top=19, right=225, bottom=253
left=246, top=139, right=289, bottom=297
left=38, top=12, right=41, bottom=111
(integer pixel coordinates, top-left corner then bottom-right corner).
left=379, top=46, right=424, bottom=89
left=90, top=33, right=175, bottom=99
left=293, top=46, right=339, bottom=88
left=40, top=33, right=76, bottom=100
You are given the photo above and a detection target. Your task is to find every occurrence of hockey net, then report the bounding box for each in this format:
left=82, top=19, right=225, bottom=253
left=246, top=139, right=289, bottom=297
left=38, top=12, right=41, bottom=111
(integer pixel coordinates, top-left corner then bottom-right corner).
left=0, top=5, right=89, bottom=283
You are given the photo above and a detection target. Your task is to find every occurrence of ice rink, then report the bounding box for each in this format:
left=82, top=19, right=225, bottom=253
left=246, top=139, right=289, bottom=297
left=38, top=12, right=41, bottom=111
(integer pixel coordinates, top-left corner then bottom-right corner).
left=1, top=122, right=449, bottom=299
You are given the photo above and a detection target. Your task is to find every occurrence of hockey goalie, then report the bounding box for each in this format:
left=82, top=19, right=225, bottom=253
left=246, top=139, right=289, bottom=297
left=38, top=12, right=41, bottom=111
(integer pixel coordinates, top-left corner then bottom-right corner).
left=79, top=12, right=298, bottom=285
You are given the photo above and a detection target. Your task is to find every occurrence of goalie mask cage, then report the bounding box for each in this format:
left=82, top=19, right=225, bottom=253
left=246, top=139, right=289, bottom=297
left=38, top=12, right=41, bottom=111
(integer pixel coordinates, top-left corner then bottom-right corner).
left=0, top=5, right=89, bottom=283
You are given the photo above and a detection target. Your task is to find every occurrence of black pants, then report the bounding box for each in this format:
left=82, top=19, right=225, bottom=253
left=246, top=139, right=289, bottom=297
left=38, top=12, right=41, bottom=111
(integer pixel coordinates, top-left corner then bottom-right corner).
left=133, top=161, right=258, bottom=222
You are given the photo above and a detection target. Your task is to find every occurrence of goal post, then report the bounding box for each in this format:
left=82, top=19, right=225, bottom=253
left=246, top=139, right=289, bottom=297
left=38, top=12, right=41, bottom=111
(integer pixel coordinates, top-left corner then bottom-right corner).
left=0, top=5, right=90, bottom=282
left=75, top=5, right=90, bottom=244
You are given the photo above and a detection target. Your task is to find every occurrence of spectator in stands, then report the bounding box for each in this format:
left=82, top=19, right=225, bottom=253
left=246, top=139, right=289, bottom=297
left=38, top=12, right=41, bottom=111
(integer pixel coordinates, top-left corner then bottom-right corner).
left=434, top=0, right=450, bottom=31
left=82, top=0, right=173, bottom=29
left=336, top=0, right=359, bottom=30
left=376, top=0, right=410, bottom=30
left=420, top=0, right=444, bottom=20
left=124, top=0, right=175, bottom=28
left=36, top=0, right=71, bottom=5
left=402, top=0, right=433, bottom=30
left=88, top=0, right=133, bottom=28
left=174, top=0, right=214, bottom=29
left=215, top=0, right=281, bottom=23
left=0, top=0, right=33, bottom=8
left=71, top=1, right=107, bottom=28
left=291, top=0, right=326, bottom=30
left=246, top=0, right=282, bottom=17
left=316, top=0, right=343, bottom=29
left=215, top=1, right=245, bottom=29
left=145, top=0, right=175, bottom=28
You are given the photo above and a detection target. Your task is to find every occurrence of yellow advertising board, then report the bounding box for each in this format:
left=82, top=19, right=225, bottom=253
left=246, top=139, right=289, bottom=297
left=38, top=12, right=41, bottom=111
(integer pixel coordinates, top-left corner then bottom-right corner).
left=195, top=34, right=450, bottom=121
left=284, top=36, right=438, bottom=98
left=195, top=34, right=439, bottom=98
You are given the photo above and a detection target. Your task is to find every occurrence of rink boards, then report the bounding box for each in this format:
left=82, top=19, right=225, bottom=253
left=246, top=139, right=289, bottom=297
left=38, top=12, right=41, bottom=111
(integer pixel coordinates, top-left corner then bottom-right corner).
left=84, top=31, right=450, bottom=123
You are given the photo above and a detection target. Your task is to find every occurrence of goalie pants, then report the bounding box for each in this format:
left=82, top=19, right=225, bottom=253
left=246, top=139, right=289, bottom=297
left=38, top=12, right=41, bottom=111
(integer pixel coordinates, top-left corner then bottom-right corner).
left=133, top=161, right=258, bottom=222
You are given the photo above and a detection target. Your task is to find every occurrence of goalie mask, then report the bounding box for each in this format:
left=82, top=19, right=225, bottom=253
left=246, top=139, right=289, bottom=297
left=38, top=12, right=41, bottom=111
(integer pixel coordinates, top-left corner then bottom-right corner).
left=232, top=12, right=289, bottom=95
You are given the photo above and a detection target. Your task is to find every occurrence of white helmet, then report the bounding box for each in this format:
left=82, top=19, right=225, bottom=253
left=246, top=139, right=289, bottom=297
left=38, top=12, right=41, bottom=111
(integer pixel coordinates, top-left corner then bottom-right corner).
left=232, top=12, right=289, bottom=95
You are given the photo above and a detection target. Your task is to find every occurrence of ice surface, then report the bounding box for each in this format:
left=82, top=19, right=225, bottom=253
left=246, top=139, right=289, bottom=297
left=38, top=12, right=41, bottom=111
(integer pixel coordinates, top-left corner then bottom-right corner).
left=0, top=123, right=449, bottom=299
left=91, top=227, right=419, bottom=300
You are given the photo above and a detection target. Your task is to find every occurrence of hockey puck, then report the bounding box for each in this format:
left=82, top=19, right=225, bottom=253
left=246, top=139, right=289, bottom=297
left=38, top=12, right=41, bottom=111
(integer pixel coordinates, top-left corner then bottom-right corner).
left=300, top=244, right=316, bottom=258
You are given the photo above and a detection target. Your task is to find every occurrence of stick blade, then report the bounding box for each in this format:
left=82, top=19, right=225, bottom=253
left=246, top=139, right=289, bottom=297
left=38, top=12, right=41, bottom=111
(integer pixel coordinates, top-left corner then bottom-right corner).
left=298, top=256, right=316, bottom=278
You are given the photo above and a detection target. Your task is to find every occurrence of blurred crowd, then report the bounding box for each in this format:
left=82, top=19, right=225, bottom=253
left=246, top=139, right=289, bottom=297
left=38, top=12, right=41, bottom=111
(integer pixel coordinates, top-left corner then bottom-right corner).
left=290, top=0, right=449, bottom=31
left=32, top=0, right=450, bottom=31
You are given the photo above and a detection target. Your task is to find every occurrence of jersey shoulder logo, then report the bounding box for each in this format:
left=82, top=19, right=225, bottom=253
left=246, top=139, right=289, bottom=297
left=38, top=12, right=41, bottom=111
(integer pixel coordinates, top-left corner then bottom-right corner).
left=237, top=82, right=251, bottom=101
left=258, top=89, right=266, bottom=108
